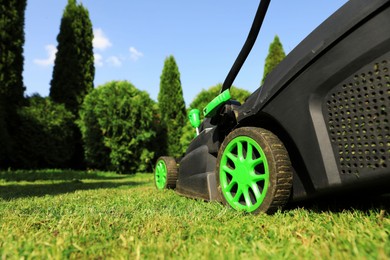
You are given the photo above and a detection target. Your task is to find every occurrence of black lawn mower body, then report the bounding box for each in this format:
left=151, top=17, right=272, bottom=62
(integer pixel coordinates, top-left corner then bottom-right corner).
left=156, top=0, right=390, bottom=212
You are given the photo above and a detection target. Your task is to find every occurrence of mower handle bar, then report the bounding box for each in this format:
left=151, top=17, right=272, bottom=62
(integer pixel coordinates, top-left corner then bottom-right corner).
left=220, top=0, right=271, bottom=93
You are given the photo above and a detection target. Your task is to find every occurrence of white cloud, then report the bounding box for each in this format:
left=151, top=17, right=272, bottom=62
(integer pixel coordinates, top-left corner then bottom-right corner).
left=106, top=56, right=122, bottom=67
left=94, top=53, right=103, bottom=67
left=129, top=46, right=143, bottom=61
left=93, top=28, right=112, bottom=50
left=34, top=45, right=57, bottom=66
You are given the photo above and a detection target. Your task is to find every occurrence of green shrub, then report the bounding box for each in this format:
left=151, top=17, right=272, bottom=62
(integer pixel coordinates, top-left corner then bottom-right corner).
left=78, top=81, right=157, bottom=173
left=0, top=103, right=12, bottom=167
left=15, top=95, right=75, bottom=169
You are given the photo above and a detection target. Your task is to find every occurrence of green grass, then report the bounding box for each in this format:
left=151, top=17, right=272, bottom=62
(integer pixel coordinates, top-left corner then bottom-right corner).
left=0, top=170, right=389, bottom=259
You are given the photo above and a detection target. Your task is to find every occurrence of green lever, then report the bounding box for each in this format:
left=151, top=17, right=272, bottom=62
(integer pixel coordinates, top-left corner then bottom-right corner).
left=189, top=109, right=201, bottom=136
left=203, top=89, right=231, bottom=118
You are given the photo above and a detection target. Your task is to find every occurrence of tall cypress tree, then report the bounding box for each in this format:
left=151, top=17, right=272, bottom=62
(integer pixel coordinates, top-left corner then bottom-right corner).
left=262, top=35, right=286, bottom=84
left=50, top=0, right=94, bottom=115
left=50, top=0, right=94, bottom=168
left=0, top=0, right=27, bottom=167
left=158, top=55, right=187, bottom=158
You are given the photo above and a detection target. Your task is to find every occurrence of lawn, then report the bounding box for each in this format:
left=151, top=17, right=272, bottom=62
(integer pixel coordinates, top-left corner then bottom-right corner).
left=0, top=170, right=389, bottom=259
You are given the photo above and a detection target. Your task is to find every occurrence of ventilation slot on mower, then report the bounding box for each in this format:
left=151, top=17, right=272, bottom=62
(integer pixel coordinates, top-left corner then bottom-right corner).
left=324, top=55, right=390, bottom=176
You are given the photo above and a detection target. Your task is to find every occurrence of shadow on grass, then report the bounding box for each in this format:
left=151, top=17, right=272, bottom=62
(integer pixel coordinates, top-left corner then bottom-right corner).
left=0, top=170, right=127, bottom=182
left=288, top=193, right=390, bottom=214
left=0, top=179, right=148, bottom=200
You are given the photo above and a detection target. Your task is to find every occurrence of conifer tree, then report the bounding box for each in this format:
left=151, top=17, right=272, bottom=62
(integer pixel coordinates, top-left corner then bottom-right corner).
left=0, top=0, right=27, bottom=167
left=262, top=35, right=286, bottom=84
left=50, top=0, right=94, bottom=168
left=158, top=56, right=187, bottom=158
left=50, top=0, right=94, bottom=115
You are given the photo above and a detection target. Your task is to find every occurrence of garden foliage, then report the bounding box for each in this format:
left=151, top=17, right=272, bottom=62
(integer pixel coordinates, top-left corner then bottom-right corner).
left=0, top=0, right=26, bottom=107
left=0, top=0, right=27, bottom=168
left=79, top=81, right=158, bottom=173
left=15, top=95, right=75, bottom=169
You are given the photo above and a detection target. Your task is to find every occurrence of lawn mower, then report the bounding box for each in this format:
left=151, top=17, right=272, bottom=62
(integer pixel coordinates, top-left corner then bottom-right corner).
left=155, top=0, right=390, bottom=214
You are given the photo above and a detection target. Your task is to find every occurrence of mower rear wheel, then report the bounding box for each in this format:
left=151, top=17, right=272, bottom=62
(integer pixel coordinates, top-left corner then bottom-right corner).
left=155, top=156, right=178, bottom=190
left=216, top=127, right=293, bottom=214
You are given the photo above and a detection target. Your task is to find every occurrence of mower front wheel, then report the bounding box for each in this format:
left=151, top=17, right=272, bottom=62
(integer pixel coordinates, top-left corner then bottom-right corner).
left=154, top=156, right=178, bottom=190
left=216, top=127, right=293, bottom=214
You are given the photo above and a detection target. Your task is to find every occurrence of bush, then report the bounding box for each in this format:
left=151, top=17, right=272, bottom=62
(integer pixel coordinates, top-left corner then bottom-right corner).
left=78, top=81, right=157, bottom=173
left=0, top=103, right=12, bottom=168
left=15, top=95, right=75, bottom=169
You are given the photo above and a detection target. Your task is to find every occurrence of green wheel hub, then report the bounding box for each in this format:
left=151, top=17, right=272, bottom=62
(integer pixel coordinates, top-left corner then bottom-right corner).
left=155, top=159, right=168, bottom=190
left=219, top=136, right=270, bottom=212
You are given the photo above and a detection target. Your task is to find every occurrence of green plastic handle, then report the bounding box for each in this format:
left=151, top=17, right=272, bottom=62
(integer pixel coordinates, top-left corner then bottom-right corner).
left=189, top=109, right=201, bottom=129
left=203, top=89, right=231, bottom=118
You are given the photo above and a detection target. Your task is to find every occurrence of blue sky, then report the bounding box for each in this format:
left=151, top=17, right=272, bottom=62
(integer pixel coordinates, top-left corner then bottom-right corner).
left=24, top=0, right=348, bottom=106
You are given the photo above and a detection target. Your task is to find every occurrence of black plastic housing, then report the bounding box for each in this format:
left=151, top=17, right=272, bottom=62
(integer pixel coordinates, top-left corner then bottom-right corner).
left=176, top=0, right=390, bottom=202
left=237, top=0, right=390, bottom=200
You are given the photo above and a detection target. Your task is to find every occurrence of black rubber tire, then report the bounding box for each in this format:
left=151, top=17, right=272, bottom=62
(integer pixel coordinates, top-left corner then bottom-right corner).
left=216, top=127, right=293, bottom=214
left=155, top=156, right=178, bottom=189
